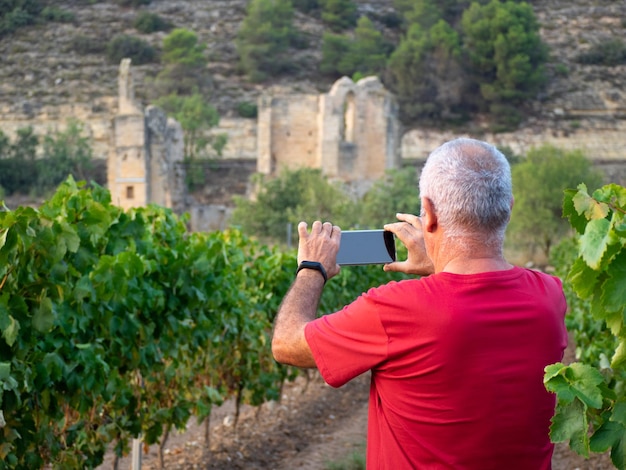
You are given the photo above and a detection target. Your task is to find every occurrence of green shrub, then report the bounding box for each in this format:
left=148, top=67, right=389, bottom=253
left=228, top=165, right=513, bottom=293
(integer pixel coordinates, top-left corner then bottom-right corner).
left=575, top=38, right=626, bottom=66
left=40, top=6, right=75, bottom=22
left=292, top=0, right=319, bottom=13
left=106, top=34, right=158, bottom=65
left=134, top=11, right=172, bottom=34
left=237, top=101, right=258, bottom=118
left=69, top=34, right=107, bottom=55
left=113, top=0, right=151, bottom=6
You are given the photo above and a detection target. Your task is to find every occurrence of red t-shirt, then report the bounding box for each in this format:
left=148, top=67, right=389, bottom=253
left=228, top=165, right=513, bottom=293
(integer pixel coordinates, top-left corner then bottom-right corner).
left=305, top=267, right=568, bottom=469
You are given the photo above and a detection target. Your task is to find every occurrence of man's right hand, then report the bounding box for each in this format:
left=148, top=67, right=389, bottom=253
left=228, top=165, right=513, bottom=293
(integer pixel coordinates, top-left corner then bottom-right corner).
left=383, top=213, right=435, bottom=276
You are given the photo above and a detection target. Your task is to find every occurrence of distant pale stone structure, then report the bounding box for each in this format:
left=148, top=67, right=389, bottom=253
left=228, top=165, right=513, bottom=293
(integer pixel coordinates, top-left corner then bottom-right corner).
left=108, top=59, right=184, bottom=211
left=257, top=76, right=401, bottom=185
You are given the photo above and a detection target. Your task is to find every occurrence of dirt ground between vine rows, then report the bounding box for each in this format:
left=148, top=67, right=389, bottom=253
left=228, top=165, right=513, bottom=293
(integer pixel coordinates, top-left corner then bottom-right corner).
left=101, top=342, right=614, bottom=470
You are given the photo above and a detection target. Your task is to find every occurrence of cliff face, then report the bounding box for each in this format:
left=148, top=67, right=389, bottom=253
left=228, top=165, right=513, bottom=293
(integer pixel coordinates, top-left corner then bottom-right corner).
left=0, top=0, right=625, bottom=167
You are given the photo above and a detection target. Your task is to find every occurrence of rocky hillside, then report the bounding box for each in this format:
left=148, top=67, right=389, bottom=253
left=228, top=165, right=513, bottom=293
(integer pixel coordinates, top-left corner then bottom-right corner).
left=0, top=0, right=624, bottom=120
left=1, top=0, right=626, bottom=196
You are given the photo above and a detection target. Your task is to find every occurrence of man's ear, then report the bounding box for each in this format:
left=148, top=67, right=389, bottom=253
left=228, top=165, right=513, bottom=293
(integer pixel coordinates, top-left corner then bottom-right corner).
left=421, top=197, right=438, bottom=233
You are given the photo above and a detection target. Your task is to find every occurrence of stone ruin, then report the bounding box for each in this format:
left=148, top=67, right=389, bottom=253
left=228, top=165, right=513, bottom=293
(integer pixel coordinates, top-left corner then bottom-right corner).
left=107, top=59, right=185, bottom=213
left=108, top=61, right=402, bottom=229
left=257, top=75, right=401, bottom=192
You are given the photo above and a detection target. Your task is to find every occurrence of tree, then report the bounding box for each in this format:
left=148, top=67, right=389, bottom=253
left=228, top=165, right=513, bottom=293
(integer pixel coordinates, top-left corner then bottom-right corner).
left=320, top=0, right=357, bottom=32
left=236, top=0, right=298, bottom=82
left=154, top=28, right=210, bottom=96
left=38, top=119, right=94, bottom=191
left=156, top=93, right=226, bottom=190
left=231, top=168, right=357, bottom=244
left=321, top=16, right=393, bottom=79
left=507, top=145, right=604, bottom=260
left=156, top=93, right=224, bottom=160
left=461, top=0, right=548, bottom=116
left=387, top=19, right=465, bottom=123
left=360, top=166, right=421, bottom=228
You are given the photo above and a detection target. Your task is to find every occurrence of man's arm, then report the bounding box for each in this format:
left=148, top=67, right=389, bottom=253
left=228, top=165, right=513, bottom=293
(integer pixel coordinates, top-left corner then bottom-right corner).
left=271, top=221, right=341, bottom=368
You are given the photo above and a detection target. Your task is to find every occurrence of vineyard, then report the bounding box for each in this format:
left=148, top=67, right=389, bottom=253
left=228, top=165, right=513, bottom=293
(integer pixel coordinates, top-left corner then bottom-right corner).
left=0, top=178, right=404, bottom=469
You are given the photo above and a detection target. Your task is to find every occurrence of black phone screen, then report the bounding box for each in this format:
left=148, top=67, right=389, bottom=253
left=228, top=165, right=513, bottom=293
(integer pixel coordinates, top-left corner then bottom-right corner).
left=336, top=230, right=396, bottom=266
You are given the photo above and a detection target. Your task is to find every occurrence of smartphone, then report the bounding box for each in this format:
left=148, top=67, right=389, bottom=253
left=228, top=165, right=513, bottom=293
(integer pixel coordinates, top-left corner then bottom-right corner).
left=336, top=230, right=396, bottom=266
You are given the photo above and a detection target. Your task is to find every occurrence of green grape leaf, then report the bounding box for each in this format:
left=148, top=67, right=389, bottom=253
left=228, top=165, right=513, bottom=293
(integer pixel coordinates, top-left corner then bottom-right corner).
left=0, top=362, right=10, bottom=380
left=568, top=257, right=600, bottom=299
left=550, top=399, right=589, bottom=457
left=611, top=401, right=626, bottom=428
left=564, top=188, right=591, bottom=235
left=601, top=251, right=626, bottom=313
left=544, top=363, right=604, bottom=409
left=32, top=297, right=55, bottom=333
left=580, top=218, right=611, bottom=270
left=613, top=341, right=626, bottom=369
left=0, top=314, right=19, bottom=347
left=590, top=419, right=624, bottom=452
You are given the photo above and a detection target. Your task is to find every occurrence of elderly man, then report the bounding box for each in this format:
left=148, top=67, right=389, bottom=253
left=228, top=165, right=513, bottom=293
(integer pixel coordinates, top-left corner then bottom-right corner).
left=271, top=138, right=567, bottom=469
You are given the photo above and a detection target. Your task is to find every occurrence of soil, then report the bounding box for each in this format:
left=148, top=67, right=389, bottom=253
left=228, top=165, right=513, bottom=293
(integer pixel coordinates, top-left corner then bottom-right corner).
left=100, top=344, right=614, bottom=470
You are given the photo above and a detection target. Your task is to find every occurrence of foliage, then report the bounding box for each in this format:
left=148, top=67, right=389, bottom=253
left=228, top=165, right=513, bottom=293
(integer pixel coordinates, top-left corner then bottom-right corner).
left=0, top=0, right=42, bottom=36
left=360, top=166, right=421, bottom=229
left=0, top=127, right=38, bottom=196
left=237, top=101, right=259, bottom=119
left=575, top=39, right=626, bottom=66
left=231, top=168, right=358, bottom=244
left=161, top=28, right=206, bottom=67
left=508, top=145, right=603, bottom=260
left=387, top=19, right=464, bottom=122
left=0, top=122, right=100, bottom=197
left=154, top=28, right=210, bottom=96
left=293, top=0, right=320, bottom=13
left=113, top=0, right=151, bottom=6
left=0, top=178, right=409, bottom=468
left=321, top=16, right=393, bottom=79
left=69, top=34, right=107, bottom=55
left=155, top=93, right=223, bottom=160
left=37, top=119, right=95, bottom=192
left=544, top=183, right=626, bottom=470
left=106, top=34, right=158, bottom=65
left=320, top=0, right=357, bottom=32
left=134, top=11, right=172, bottom=34
left=236, top=0, right=299, bottom=82
left=461, top=0, right=548, bottom=109
left=40, top=6, right=74, bottom=23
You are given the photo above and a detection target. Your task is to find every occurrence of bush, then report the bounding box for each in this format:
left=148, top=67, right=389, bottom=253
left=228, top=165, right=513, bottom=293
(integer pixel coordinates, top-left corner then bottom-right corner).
left=508, top=145, right=604, bottom=260
left=40, top=6, right=75, bottom=22
left=69, top=34, right=107, bottom=55
left=237, top=101, right=258, bottom=119
left=575, top=38, right=626, bottom=66
left=292, top=0, right=319, bottom=13
left=134, top=11, right=172, bottom=33
left=106, top=34, right=158, bottom=65
left=114, top=0, right=151, bottom=6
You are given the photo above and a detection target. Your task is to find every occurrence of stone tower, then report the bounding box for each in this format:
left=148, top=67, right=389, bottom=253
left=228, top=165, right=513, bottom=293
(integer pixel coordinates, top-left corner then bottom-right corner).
left=108, top=59, right=184, bottom=211
left=257, top=76, right=401, bottom=184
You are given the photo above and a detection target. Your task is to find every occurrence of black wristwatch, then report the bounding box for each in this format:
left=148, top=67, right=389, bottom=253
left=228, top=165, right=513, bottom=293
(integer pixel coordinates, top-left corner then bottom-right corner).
left=296, top=261, right=328, bottom=284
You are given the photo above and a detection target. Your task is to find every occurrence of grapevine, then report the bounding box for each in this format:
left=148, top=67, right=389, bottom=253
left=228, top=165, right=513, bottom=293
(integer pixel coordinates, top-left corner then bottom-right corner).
left=544, top=183, right=626, bottom=469
left=0, top=177, right=404, bottom=468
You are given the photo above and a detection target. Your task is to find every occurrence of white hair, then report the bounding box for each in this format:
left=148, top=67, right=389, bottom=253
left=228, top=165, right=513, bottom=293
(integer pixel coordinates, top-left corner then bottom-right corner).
left=419, top=138, right=512, bottom=247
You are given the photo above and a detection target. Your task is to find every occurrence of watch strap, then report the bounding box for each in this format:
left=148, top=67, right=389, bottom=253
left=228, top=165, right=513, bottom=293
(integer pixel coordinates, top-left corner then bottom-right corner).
left=296, top=261, right=328, bottom=284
